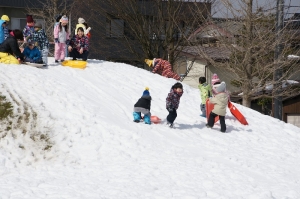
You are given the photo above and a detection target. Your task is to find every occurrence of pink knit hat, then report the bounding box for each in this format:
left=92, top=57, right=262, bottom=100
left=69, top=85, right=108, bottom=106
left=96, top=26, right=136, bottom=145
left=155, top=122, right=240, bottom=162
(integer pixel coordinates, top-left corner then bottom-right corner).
left=211, top=73, right=220, bottom=85
left=60, top=15, right=68, bottom=23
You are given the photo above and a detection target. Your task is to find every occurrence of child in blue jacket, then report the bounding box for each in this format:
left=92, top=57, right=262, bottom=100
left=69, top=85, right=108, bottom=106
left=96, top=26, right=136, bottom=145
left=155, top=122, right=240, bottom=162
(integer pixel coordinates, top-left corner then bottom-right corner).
left=23, top=42, right=43, bottom=63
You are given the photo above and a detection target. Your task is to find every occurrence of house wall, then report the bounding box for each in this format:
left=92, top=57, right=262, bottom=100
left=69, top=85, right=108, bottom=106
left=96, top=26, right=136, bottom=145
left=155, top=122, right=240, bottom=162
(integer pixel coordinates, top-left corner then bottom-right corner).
left=182, top=59, right=207, bottom=88
left=206, top=64, right=239, bottom=93
left=282, top=95, right=300, bottom=128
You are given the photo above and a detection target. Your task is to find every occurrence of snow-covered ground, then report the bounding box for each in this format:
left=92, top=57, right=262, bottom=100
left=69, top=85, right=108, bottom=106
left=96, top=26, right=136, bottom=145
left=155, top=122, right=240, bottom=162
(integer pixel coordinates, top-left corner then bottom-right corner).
left=0, top=57, right=299, bottom=199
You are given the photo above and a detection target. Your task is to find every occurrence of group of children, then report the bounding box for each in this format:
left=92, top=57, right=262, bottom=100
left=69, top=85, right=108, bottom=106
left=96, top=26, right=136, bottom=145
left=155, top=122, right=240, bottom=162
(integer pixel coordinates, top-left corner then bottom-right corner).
left=0, top=14, right=91, bottom=65
left=133, top=74, right=228, bottom=132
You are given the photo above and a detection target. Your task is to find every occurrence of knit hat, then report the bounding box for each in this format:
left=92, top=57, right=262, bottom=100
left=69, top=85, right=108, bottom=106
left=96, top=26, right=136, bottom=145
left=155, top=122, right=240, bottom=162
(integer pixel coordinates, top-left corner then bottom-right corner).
left=60, top=15, right=68, bottom=23
left=211, top=73, right=220, bottom=85
left=144, top=59, right=153, bottom=67
left=34, top=22, right=42, bottom=28
left=142, top=87, right=150, bottom=96
left=1, top=15, right=9, bottom=22
left=214, top=81, right=226, bottom=93
left=26, top=15, right=34, bottom=23
left=78, top=17, right=85, bottom=24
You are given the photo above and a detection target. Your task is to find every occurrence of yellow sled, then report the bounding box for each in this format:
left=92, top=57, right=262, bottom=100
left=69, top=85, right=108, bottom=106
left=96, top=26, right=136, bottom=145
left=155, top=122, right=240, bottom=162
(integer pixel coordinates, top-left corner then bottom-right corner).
left=61, top=60, right=87, bottom=69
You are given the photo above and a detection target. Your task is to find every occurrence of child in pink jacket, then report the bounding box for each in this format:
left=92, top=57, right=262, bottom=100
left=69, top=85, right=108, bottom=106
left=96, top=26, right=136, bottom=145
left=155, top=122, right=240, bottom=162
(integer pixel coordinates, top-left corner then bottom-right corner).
left=53, top=15, right=69, bottom=63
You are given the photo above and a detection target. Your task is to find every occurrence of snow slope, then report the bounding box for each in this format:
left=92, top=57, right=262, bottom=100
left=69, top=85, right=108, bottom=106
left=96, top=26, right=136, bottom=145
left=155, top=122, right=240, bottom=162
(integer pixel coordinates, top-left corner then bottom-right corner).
left=0, top=58, right=299, bottom=199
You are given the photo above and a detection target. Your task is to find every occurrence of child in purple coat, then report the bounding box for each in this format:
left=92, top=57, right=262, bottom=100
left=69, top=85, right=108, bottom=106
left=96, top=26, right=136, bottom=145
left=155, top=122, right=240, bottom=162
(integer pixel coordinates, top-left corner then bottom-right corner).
left=166, top=82, right=183, bottom=128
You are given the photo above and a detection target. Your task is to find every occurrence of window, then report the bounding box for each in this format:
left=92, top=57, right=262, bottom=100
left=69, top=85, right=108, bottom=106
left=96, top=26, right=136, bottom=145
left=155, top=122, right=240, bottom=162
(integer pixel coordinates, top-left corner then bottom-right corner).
left=106, top=17, right=124, bottom=38
left=10, top=18, right=45, bottom=30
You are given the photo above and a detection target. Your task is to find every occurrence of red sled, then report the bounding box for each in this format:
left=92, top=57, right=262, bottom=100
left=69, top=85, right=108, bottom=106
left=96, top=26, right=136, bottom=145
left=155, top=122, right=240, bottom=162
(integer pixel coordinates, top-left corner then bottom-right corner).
left=206, top=99, right=219, bottom=123
left=151, top=116, right=161, bottom=124
left=228, top=101, right=248, bottom=125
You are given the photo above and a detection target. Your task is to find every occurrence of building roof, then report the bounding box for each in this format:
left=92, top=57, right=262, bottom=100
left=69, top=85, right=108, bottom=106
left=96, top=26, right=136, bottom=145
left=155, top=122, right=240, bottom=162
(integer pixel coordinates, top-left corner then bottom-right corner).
left=180, top=45, right=231, bottom=61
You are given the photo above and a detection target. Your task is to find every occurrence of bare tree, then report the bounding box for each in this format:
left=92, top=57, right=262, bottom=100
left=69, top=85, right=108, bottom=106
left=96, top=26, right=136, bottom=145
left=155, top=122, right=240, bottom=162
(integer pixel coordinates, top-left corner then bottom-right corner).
left=186, top=0, right=300, bottom=107
left=74, top=0, right=210, bottom=66
left=25, top=0, right=76, bottom=41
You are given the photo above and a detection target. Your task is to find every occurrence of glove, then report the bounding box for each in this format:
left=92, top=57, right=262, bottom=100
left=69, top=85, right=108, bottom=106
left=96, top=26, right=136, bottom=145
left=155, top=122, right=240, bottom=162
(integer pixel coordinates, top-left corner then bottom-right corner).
left=55, top=38, right=59, bottom=43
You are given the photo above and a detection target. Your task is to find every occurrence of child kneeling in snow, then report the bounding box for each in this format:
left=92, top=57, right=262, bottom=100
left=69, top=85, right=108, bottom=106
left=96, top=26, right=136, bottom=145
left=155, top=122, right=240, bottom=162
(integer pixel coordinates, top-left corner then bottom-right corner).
left=206, top=81, right=228, bottom=133
left=133, top=87, right=152, bottom=124
left=23, top=42, right=43, bottom=63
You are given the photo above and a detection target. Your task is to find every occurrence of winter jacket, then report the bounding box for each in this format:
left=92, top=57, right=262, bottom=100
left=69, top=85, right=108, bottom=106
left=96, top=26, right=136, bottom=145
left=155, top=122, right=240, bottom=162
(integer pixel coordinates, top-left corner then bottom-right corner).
left=209, top=92, right=228, bottom=116
left=166, top=89, right=183, bottom=110
left=134, top=96, right=152, bottom=115
left=54, top=25, right=69, bottom=43
left=69, top=34, right=89, bottom=52
left=0, top=20, right=5, bottom=44
left=0, top=35, right=24, bottom=60
left=152, top=58, right=180, bottom=80
left=22, top=25, right=35, bottom=42
left=23, top=46, right=41, bottom=61
left=3, top=27, right=9, bottom=40
left=31, top=28, right=49, bottom=50
left=198, top=82, right=212, bottom=104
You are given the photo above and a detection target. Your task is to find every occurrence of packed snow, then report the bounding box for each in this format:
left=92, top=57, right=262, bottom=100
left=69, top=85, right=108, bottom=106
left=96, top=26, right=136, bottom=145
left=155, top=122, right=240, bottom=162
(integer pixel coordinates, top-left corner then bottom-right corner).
left=0, top=57, right=300, bottom=199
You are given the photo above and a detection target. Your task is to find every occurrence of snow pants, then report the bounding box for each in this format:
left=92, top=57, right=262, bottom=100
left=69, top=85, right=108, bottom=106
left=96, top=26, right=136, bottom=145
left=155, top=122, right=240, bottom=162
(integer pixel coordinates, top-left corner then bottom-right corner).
left=166, top=108, right=177, bottom=124
left=207, top=112, right=226, bottom=132
left=0, top=52, right=19, bottom=64
left=54, top=43, right=66, bottom=61
left=133, top=112, right=151, bottom=124
left=40, top=48, right=48, bottom=65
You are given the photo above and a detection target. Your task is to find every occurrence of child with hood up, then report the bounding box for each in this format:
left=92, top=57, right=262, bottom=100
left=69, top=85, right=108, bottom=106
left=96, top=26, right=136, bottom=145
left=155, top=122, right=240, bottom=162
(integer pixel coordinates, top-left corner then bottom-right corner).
left=133, top=87, right=152, bottom=124
left=1, top=15, right=10, bottom=41
left=22, top=15, right=35, bottom=43
left=166, top=82, right=183, bottom=128
left=198, top=76, right=212, bottom=118
left=75, top=18, right=91, bottom=39
left=206, top=81, right=228, bottom=133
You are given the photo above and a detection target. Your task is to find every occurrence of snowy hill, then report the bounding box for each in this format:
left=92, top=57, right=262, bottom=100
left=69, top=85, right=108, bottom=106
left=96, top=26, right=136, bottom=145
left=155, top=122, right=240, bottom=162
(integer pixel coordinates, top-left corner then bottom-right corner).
left=0, top=57, right=300, bottom=199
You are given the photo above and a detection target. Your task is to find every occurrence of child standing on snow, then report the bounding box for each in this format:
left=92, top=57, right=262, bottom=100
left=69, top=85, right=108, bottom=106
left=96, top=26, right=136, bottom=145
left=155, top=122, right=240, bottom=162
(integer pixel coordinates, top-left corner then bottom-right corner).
left=31, top=22, right=49, bottom=66
left=54, top=15, right=70, bottom=63
left=22, top=15, right=35, bottom=43
left=0, top=15, right=10, bottom=43
left=206, top=81, right=228, bottom=133
left=166, top=82, right=183, bottom=128
left=198, top=76, right=212, bottom=118
left=133, top=87, right=152, bottom=124
left=211, top=73, right=221, bottom=96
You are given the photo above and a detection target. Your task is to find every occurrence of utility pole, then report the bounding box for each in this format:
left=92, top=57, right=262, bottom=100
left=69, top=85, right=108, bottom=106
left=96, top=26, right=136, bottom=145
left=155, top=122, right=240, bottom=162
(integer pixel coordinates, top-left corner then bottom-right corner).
left=273, top=0, right=284, bottom=120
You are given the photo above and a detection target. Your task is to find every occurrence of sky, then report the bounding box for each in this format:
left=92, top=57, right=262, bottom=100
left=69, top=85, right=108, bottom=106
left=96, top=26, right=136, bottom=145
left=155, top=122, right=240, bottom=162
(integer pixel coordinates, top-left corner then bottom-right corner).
left=0, top=57, right=300, bottom=199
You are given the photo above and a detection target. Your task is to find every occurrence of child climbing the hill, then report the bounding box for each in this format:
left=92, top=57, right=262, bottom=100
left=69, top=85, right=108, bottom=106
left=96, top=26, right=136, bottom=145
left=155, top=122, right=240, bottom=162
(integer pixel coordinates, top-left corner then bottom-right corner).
left=133, top=87, right=152, bottom=124
left=166, top=82, right=183, bottom=128
left=145, top=58, right=181, bottom=80
left=206, top=81, right=228, bottom=133
left=54, top=15, right=70, bottom=63
left=198, top=76, right=212, bottom=118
